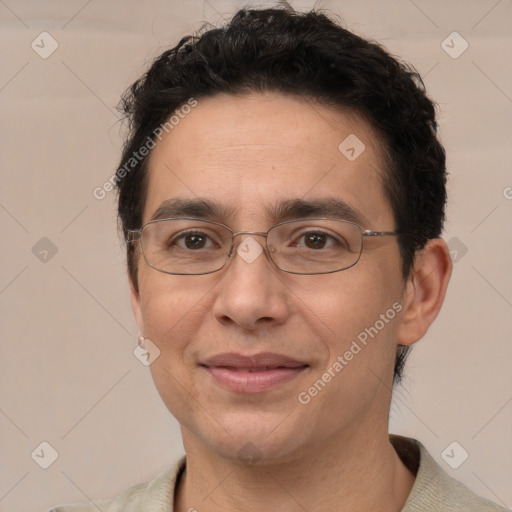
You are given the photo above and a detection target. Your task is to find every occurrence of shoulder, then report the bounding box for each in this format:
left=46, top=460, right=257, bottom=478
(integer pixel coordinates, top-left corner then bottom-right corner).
left=392, top=436, right=507, bottom=512
left=47, top=458, right=185, bottom=512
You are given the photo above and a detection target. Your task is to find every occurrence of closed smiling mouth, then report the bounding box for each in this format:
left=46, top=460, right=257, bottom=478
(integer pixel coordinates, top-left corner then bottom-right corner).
left=201, top=352, right=309, bottom=393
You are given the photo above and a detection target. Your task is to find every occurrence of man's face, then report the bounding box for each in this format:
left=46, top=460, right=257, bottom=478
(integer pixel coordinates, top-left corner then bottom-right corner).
left=132, top=93, right=407, bottom=463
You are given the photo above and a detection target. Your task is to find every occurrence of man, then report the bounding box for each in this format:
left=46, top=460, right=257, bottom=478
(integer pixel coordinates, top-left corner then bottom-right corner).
left=51, top=6, right=506, bottom=512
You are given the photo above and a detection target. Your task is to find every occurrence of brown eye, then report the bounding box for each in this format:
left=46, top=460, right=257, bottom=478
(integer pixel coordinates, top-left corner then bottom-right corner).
left=184, top=233, right=208, bottom=249
left=169, top=231, right=218, bottom=251
left=304, top=232, right=327, bottom=249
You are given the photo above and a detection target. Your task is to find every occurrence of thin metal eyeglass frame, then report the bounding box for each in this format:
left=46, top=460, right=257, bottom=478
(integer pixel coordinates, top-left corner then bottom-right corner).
left=127, top=217, right=399, bottom=276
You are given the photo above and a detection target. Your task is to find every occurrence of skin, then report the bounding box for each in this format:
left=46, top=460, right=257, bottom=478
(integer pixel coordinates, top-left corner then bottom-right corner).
left=130, top=92, right=452, bottom=511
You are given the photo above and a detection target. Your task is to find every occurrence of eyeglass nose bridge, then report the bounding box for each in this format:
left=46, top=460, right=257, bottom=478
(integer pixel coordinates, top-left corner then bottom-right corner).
left=227, top=230, right=270, bottom=258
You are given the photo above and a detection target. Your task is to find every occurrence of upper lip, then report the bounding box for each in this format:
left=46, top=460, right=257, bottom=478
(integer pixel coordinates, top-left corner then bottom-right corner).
left=202, top=352, right=308, bottom=369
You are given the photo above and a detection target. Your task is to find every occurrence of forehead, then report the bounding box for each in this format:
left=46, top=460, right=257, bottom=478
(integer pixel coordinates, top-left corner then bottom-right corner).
left=144, top=92, right=394, bottom=228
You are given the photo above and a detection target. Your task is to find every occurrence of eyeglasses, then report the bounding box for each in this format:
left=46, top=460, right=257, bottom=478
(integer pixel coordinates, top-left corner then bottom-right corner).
left=127, top=217, right=398, bottom=276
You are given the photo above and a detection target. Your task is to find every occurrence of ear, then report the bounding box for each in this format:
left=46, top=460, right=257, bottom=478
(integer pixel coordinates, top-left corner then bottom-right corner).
left=396, top=238, right=452, bottom=346
left=129, top=275, right=145, bottom=336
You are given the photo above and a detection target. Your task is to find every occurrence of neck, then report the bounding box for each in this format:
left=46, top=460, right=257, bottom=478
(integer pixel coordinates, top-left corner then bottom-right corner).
left=174, top=428, right=415, bottom=512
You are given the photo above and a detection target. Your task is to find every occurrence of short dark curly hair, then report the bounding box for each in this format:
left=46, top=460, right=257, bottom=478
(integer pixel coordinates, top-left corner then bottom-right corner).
left=116, top=7, right=447, bottom=384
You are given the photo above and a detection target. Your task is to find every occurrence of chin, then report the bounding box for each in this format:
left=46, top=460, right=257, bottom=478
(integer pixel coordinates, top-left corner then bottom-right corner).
left=183, top=408, right=314, bottom=466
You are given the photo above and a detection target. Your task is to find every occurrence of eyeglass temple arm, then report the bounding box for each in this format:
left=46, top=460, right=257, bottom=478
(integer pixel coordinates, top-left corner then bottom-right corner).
left=126, top=230, right=141, bottom=242
left=362, top=230, right=399, bottom=237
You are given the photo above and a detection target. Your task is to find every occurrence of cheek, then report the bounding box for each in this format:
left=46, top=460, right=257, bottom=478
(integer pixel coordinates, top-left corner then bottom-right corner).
left=293, top=265, right=399, bottom=335
left=137, top=273, right=212, bottom=423
left=138, top=271, right=210, bottom=352
left=292, top=273, right=403, bottom=413
left=291, top=263, right=404, bottom=386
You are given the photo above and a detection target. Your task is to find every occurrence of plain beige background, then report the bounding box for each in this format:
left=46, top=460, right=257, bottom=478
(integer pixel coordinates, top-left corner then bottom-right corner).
left=0, top=1, right=511, bottom=511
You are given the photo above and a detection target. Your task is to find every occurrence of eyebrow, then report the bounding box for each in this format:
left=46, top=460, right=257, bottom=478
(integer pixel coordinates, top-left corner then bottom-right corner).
left=150, top=198, right=235, bottom=222
left=149, top=197, right=369, bottom=226
left=268, top=198, right=368, bottom=226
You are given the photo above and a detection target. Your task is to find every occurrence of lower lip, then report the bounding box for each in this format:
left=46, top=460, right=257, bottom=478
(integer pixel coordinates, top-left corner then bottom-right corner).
left=205, top=366, right=307, bottom=393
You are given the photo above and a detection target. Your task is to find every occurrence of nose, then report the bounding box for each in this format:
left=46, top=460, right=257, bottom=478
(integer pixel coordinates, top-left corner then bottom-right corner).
left=211, top=235, right=291, bottom=332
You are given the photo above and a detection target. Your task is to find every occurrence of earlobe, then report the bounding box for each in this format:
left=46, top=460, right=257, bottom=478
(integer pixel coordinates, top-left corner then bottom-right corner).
left=396, top=239, right=452, bottom=347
